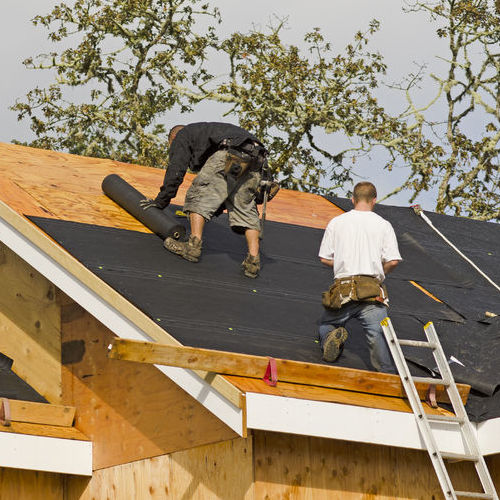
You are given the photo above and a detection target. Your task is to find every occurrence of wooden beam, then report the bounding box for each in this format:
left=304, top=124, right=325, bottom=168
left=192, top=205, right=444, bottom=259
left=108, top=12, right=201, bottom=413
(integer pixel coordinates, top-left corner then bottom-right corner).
left=224, top=375, right=457, bottom=416
left=7, top=399, right=75, bottom=427
left=108, top=339, right=470, bottom=405
left=0, top=421, right=89, bottom=441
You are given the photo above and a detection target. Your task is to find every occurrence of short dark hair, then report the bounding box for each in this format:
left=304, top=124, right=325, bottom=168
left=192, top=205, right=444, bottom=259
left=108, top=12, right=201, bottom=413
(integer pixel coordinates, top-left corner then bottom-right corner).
left=353, top=182, right=377, bottom=203
left=168, top=125, right=185, bottom=143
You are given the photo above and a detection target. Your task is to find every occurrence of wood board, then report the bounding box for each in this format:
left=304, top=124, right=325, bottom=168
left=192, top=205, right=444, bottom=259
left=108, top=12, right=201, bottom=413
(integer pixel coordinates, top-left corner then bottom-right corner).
left=108, top=338, right=470, bottom=405
left=7, top=399, right=75, bottom=427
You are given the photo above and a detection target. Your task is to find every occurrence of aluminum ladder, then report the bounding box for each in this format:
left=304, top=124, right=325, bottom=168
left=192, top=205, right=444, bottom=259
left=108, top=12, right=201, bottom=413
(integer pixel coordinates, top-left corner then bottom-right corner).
left=381, top=317, right=498, bottom=499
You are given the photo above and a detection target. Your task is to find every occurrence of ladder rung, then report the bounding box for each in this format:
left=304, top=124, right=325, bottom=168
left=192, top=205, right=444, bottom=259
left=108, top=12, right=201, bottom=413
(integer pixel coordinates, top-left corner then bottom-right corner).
left=440, top=451, right=479, bottom=462
left=398, top=339, right=437, bottom=348
left=454, top=492, right=493, bottom=499
left=412, top=376, right=449, bottom=386
left=426, top=414, right=465, bottom=423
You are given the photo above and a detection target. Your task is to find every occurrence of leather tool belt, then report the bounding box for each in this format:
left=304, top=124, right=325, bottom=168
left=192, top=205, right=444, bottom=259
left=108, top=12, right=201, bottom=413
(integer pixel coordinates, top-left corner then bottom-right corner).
left=322, top=275, right=389, bottom=310
left=220, top=139, right=268, bottom=178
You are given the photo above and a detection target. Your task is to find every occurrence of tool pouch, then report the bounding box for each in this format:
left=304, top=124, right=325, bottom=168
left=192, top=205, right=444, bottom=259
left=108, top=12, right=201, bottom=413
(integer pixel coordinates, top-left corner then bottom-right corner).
left=224, top=148, right=252, bottom=178
left=256, top=181, right=280, bottom=204
left=355, top=275, right=382, bottom=300
left=322, top=275, right=389, bottom=310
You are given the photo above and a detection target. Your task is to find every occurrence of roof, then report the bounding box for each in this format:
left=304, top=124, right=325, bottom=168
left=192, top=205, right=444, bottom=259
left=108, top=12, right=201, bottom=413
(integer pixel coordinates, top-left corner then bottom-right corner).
left=1, top=142, right=499, bottom=457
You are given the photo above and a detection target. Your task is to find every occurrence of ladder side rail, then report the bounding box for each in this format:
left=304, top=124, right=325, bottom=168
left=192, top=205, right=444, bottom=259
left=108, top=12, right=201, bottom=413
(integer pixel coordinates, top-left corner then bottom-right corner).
left=381, top=317, right=458, bottom=499
left=424, top=323, right=499, bottom=500
left=424, top=322, right=468, bottom=420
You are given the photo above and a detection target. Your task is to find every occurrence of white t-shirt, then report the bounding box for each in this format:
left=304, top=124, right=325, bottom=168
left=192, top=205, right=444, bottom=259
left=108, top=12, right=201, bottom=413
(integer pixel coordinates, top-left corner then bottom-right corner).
left=319, top=209, right=402, bottom=282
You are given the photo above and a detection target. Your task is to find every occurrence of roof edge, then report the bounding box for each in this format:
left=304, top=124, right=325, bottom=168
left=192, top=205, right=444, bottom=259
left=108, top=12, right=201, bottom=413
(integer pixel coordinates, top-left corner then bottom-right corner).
left=246, top=393, right=500, bottom=456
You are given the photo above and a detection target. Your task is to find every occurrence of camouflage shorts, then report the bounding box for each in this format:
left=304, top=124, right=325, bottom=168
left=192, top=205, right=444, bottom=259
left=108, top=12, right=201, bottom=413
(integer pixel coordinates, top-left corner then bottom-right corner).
left=183, top=150, right=261, bottom=231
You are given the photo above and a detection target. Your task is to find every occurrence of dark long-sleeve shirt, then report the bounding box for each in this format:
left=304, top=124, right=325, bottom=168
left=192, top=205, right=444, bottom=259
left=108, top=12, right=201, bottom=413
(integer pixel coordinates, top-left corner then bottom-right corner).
left=153, top=122, right=262, bottom=208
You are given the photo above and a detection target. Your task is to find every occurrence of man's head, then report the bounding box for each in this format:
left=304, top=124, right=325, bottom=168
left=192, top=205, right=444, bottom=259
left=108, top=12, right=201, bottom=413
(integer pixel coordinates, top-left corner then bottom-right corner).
left=168, top=125, right=185, bottom=145
left=352, top=182, right=377, bottom=210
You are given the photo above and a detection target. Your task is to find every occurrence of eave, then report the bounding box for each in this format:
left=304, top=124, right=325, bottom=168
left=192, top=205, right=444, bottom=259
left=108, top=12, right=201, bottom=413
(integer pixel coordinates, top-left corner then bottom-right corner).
left=0, top=399, right=91, bottom=475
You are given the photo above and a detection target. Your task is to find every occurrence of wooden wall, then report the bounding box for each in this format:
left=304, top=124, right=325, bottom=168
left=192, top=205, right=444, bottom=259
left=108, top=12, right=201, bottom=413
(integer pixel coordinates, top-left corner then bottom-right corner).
left=60, top=294, right=237, bottom=470
left=65, top=437, right=253, bottom=500
left=0, top=243, right=62, bottom=403
left=0, top=467, right=63, bottom=500
left=252, top=431, right=487, bottom=500
left=64, top=430, right=498, bottom=500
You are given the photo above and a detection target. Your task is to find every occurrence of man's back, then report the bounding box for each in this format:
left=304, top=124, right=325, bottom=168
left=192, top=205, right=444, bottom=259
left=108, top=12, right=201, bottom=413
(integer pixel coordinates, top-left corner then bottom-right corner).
left=319, top=209, right=400, bottom=282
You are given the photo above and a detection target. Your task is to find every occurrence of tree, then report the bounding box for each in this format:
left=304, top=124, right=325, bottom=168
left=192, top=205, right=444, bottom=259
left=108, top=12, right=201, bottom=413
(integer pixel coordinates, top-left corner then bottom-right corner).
left=13, top=1, right=431, bottom=196
left=182, top=20, right=435, bottom=194
left=11, top=0, right=220, bottom=168
left=385, top=0, right=500, bottom=221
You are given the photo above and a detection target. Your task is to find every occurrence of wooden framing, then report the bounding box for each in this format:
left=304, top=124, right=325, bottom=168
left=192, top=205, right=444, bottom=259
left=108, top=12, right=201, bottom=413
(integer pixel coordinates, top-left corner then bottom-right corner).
left=6, top=399, right=75, bottom=427
left=61, top=296, right=238, bottom=470
left=108, top=338, right=470, bottom=405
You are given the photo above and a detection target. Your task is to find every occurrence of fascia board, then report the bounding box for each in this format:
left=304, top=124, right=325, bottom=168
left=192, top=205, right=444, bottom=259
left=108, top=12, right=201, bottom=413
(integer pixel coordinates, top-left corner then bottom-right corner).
left=0, top=212, right=243, bottom=436
left=246, top=393, right=482, bottom=455
left=477, top=416, right=500, bottom=456
left=0, top=431, right=92, bottom=475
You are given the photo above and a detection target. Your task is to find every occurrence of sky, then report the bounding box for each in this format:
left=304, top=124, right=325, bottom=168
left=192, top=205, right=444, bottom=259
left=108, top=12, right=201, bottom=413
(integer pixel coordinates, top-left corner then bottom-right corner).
left=1, top=0, right=451, bottom=209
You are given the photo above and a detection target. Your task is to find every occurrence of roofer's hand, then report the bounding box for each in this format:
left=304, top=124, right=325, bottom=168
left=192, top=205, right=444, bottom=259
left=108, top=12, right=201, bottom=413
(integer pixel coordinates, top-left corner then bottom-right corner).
left=139, top=198, right=161, bottom=210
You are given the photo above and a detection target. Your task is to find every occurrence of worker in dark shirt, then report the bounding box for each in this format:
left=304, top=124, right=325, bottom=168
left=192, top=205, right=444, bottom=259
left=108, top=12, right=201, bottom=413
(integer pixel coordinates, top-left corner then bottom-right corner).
left=141, top=122, right=268, bottom=278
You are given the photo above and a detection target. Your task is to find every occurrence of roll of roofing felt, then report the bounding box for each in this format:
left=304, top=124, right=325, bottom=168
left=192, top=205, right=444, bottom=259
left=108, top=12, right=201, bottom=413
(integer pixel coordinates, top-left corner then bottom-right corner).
left=102, top=174, right=185, bottom=241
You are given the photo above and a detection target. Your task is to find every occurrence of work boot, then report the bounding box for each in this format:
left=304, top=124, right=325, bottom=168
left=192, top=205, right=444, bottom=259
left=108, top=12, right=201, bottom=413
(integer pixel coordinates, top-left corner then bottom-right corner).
left=164, top=235, right=202, bottom=262
left=241, top=253, right=260, bottom=278
left=322, top=327, right=348, bottom=363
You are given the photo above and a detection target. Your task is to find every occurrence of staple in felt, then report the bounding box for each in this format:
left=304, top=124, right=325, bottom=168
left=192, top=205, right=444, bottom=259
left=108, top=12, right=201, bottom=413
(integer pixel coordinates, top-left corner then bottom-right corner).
left=29, top=203, right=500, bottom=421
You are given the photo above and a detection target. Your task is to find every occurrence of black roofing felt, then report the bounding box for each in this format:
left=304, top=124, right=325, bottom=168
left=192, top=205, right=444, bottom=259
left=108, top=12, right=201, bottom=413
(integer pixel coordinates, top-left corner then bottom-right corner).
left=0, top=352, right=47, bottom=403
left=29, top=200, right=500, bottom=422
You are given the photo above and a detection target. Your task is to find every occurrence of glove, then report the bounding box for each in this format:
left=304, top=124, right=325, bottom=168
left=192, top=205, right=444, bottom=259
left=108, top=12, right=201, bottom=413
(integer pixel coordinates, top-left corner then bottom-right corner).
left=139, top=198, right=162, bottom=210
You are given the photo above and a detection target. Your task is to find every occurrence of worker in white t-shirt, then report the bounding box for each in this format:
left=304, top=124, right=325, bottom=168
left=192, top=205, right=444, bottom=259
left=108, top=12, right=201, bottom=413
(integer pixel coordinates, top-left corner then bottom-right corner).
left=318, top=182, right=402, bottom=373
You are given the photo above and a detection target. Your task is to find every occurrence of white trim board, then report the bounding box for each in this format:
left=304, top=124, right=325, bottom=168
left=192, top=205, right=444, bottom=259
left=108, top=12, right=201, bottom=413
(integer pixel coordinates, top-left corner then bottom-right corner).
left=246, top=393, right=500, bottom=456
left=478, top=416, right=500, bottom=456
left=0, top=215, right=243, bottom=436
left=0, top=431, right=92, bottom=475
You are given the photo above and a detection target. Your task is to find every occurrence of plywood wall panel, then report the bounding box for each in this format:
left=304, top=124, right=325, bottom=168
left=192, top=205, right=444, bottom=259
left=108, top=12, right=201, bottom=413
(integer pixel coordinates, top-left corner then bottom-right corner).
left=0, top=243, right=62, bottom=403
left=168, top=437, right=253, bottom=500
left=253, top=431, right=486, bottom=500
left=66, top=438, right=253, bottom=500
left=61, top=300, right=237, bottom=470
left=0, top=467, right=63, bottom=500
